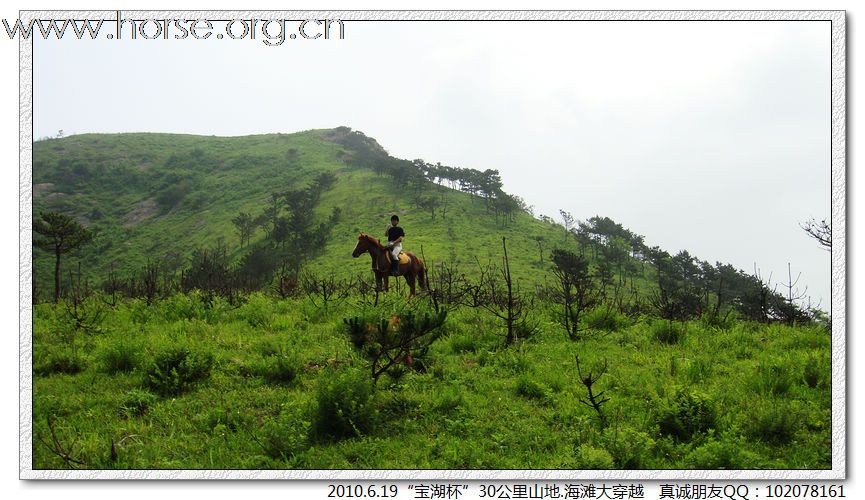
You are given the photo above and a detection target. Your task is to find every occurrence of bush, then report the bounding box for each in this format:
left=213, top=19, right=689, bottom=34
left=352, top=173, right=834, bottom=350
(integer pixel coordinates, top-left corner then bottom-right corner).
left=260, top=406, right=311, bottom=461
left=603, top=427, right=655, bottom=469
left=754, top=359, right=794, bottom=396
left=746, top=402, right=798, bottom=445
left=119, top=388, right=158, bottom=417
left=803, top=354, right=827, bottom=389
left=699, top=311, right=735, bottom=330
left=433, top=386, right=464, bottom=414
left=34, top=348, right=86, bottom=376
left=98, top=342, right=139, bottom=374
left=449, top=333, right=481, bottom=354
left=144, top=347, right=214, bottom=396
left=657, top=390, right=716, bottom=441
left=574, top=444, right=614, bottom=469
left=584, top=306, right=628, bottom=332
left=515, top=375, right=549, bottom=401
left=311, top=369, right=376, bottom=440
left=681, top=438, right=765, bottom=469
left=252, top=354, right=300, bottom=386
left=651, top=320, right=685, bottom=345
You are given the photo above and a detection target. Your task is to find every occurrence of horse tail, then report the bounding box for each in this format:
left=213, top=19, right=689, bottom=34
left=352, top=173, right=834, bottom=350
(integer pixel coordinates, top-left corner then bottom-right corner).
left=409, top=253, right=427, bottom=290
left=417, top=258, right=428, bottom=290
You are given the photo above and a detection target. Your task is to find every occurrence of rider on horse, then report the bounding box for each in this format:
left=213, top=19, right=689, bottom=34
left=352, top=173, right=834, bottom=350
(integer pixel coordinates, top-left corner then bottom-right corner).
left=385, top=215, right=405, bottom=276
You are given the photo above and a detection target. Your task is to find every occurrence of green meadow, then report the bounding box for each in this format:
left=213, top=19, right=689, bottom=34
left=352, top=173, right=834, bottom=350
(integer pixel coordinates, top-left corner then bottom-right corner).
left=30, top=128, right=832, bottom=470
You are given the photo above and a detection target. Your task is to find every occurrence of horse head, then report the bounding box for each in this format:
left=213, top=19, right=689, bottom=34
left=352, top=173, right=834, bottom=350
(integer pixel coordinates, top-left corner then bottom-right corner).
left=352, top=233, right=370, bottom=258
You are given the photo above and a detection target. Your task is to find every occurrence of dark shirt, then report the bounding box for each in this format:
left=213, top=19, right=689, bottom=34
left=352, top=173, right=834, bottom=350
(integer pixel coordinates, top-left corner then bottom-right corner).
left=387, top=226, right=405, bottom=242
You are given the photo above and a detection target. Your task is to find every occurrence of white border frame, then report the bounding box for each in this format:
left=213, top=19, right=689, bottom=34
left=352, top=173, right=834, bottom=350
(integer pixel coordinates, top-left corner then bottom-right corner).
left=19, top=9, right=846, bottom=480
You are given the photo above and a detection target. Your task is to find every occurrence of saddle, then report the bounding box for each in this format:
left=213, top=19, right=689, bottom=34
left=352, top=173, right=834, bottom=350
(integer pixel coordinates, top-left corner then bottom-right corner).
left=393, top=252, right=411, bottom=265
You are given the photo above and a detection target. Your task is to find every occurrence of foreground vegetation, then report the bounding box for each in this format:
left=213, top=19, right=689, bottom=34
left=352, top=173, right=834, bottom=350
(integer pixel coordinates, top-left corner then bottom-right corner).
left=32, top=290, right=831, bottom=470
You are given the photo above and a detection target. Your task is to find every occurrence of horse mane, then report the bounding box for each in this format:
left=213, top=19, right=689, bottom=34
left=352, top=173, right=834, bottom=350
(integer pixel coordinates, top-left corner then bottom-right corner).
left=359, top=232, right=385, bottom=250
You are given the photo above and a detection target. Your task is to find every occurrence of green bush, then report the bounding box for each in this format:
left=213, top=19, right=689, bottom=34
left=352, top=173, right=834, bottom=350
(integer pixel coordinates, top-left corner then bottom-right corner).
left=260, top=406, right=311, bottom=461
left=515, top=375, right=549, bottom=401
left=574, top=444, right=614, bottom=469
left=251, top=354, right=300, bottom=386
left=657, top=390, right=716, bottom=441
left=449, top=333, right=481, bottom=354
left=603, top=427, right=656, bottom=469
left=584, top=306, right=627, bottom=332
left=311, top=369, right=376, bottom=441
left=802, top=354, right=827, bottom=389
left=685, top=357, right=714, bottom=384
left=681, top=438, right=765, bottom=469
left=651, top=320, right=685, bottom=345
left=119, top=388, right=158, bottom=417
left=34, top=348, right=86, bottom=376
left=433, top=386, right=464, bottom=414
left=144, top=347, right=214, bottom=396
left=98, top=342, right=139, bottom=374
left=746, top=402, right=798, bottom=445
left=699, top=311, right=735, bottom=330
left=754, top=359, right=794, bottom=396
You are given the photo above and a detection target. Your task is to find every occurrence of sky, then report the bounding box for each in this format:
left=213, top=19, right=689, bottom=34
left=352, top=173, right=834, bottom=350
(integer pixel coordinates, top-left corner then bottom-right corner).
left=33, top=18, right=832, bottom=308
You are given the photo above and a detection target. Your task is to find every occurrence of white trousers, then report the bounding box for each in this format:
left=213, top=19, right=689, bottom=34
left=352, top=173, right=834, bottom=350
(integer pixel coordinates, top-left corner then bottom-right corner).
left=389, top=242, right=402, bottom=260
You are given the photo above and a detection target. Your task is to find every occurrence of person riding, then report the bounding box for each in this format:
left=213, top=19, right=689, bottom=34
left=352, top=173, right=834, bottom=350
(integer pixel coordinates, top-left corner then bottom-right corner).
left=385, top=215, right=405, bottom=275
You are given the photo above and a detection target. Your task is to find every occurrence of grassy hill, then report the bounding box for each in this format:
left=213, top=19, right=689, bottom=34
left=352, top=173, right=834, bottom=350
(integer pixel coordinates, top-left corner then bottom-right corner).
left=29, top=127, right=831, bottom=471
left=32, top=128, right=569, bottom=296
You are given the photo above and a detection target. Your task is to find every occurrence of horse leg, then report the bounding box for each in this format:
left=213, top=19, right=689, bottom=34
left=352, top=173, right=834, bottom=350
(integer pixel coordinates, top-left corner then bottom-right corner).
left=406, top=274, right=416, bottom=297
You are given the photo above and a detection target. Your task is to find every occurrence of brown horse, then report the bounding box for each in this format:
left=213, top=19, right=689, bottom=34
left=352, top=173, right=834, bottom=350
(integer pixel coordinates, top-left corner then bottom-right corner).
left=351, top=233, right=427, bottom=296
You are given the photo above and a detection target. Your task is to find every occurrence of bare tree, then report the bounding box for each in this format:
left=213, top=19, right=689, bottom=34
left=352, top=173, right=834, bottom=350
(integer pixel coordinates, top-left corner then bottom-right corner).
left=801, top=218, right=831, bottom=250
left=480, top=237, right=533, bottom=345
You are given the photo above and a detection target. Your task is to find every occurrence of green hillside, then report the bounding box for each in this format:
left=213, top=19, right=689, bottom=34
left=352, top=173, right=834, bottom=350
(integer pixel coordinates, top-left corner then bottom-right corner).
left=30, top=127, right=831, bottom=471
left=32, top=128, right=566, bottom=295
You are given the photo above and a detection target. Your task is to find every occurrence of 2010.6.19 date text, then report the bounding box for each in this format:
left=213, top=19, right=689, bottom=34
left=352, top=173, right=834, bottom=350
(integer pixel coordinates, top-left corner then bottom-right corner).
left=327, top=484, right=399, bottom=498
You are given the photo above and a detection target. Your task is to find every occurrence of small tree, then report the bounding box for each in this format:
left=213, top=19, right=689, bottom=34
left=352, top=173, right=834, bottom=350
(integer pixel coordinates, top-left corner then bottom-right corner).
left=343, top=308, right=447, bottom=386
left=33, top=211, right=93, bottom=302
left=551, top=249, right=598, bottom=340
left=231, top=212, right=256, bottom=248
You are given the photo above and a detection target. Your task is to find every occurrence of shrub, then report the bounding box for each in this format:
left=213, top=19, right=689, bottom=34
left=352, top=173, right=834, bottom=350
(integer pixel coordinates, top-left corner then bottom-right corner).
left=98, top=342, right=139, bottom=374
left=603, top=427, right=656, bottom=469
left=144, top=347, right=214, bottom=396
left=584, top=306, right=627, bottom=332
left=746, top=403, right=798, bottom=445
left=449, top=333, right=481, bottom=354
left=515, top=375, right=548, bottom=401
left=574, top=444, right=614, bottom=469
left=433, top=386, right=464, bottom=414
left=252, top=354, right=300, bottom=386
left=681, top=438, right=765, bottom=469
left=754, top=359, right=794, bottom=396
left=119, top=388, right=158, bottom=417
left=657, top=390, right=716, bottom=441
left=699, top=311, right=735, bottom=330
left=260, top=406, right=311, bottom=461
left=311, top=369, right=376, bottom=440
left=685, top=357, right=714, bottom=384
left=651, top=319, right=685, bottom=345
left=803, top=354, right=827, bottom=389
left=34, top=348, right=86, bottom=376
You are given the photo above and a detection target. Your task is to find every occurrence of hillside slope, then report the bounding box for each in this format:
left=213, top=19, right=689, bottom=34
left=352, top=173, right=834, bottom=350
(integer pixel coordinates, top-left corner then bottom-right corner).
left=32, top=128, right=569, bottom=294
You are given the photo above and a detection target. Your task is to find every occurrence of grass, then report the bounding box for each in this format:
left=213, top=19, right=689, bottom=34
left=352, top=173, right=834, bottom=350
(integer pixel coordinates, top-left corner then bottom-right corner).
left=31, top=291, right=831, bottom=470
left=30, top=128, right=831, bottom=470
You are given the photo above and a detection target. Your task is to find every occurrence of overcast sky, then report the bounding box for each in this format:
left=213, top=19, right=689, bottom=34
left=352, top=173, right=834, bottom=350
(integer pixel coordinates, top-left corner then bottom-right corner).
left=33, top=19, right=832, bottom=308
